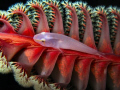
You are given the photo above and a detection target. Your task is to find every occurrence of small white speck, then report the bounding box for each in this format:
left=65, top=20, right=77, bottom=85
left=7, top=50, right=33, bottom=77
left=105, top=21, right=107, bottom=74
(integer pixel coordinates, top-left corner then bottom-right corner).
left=41, top=32, right=46, bottom=35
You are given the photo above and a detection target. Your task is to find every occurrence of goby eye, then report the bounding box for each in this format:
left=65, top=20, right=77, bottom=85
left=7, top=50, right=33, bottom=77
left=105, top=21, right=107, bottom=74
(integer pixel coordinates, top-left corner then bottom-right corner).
left=41, top=40, right=45, bottom=42
left=40, top=39, right=45, bottom=44
left=41, top=39, right=45, bottom=42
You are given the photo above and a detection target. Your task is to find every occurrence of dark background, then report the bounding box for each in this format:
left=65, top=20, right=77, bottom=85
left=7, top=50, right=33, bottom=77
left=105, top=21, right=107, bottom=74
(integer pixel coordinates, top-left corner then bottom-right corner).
left=0, top=0, right=120, bottom=90
left=0, top=0, right=120, bottom=10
